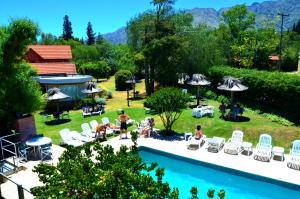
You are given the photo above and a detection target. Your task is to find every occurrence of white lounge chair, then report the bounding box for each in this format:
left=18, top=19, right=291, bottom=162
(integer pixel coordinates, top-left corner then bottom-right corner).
left=224, top=130, right=244, bottom=155
left=69, top=131, right=95, bottom=143
left=207, top=136, right=225, bottom=153
left=81, top=123, right=96, bottom=138
left=102, top=117, right=118, bottom=135
left=254, top=134, right=272, bottom=162
left=287, top=140, right=300, bottom=170
left=59, top=129, right=84, bottom=147
left=90, top=120, right=98, bottom=132
left=187, top=135, right=207, bottom=150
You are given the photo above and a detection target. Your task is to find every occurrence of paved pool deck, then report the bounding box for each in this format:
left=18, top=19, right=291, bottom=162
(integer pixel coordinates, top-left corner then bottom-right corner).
left=1, top=136, right=299, bottom=198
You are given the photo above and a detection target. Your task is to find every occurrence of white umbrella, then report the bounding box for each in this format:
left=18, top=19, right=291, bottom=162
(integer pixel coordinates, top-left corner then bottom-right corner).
left=81, top=82, right=102, bottom=94
left=217, top=76, right=248, bottom=104
left=125, top=76, right=141, bottom=98
left=177, top=73, right=190, bottom=85
left=46, top=88, right=69, bottom=113
left=187, top=74, right=211, bottom=106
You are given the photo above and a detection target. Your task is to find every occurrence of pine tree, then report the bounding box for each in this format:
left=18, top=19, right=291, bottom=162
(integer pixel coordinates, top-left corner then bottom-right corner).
left=86, top=22, right=95, bottom=45
left=295, top=19, right=300, bottom=34
left=62, top=15, right=73, bottom=40
left=292, top=22, right=296, bottom=32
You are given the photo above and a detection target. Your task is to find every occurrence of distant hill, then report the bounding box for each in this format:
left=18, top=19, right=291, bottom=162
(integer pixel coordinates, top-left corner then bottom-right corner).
left=102, top=27, right=127, bottom=45
left=103, top=0, right=300, bottom=44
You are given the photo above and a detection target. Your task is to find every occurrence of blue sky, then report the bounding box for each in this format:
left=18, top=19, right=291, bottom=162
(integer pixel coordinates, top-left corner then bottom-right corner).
left=1, top=0, right=265, bottom=38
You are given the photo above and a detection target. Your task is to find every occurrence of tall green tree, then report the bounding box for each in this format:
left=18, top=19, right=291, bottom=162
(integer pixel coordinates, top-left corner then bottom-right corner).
left=0, top=19, right=43, bottom=132
left=127, top=0, right=193, bottom=94
left=62, top=15, right=73, bottom=40
left=295, top=19, right=300, bottom=34
left=86, top=21, right=95, bottom=45
left=219, top=4, right=256, bottom=67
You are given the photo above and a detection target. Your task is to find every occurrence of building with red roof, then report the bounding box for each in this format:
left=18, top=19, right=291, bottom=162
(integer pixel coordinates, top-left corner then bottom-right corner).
left=26, top=45, right=92, bottom=102
left=26, top=45, right=77, bottom=75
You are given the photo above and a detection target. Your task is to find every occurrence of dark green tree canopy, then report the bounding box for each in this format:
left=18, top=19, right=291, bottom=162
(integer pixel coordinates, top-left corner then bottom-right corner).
left=31, top=140, right=180, bottom=198
left=0, top=19, right=43, bottom=131
left=86, top=21, right=95, bottom=45
left=62, top=15, right=73, bottom=40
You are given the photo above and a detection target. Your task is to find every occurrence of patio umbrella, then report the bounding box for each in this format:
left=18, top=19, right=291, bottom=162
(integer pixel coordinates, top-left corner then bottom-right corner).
left=217, top=76, right=248, bottom=104
left=187, top=74, right=211, bottom=106
left=125, top=76, right=141, bottom=97
left=81, top=81, right=102, bottom=95
left=46, top=88, right=69, bottom=113
left=177, top=73, right=190, bottom=85
left=82, top=82, right=102, bottom=109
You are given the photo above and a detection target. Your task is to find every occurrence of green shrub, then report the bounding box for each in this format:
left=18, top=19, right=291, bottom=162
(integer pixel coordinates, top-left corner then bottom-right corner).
left=106, top=91, right=113, bottom=99
left=216, top=95, right=230, bottom=104
left=208, top=65, right=300, bottom=120
left=204, top=90, right=218, bottom=100
left=115, top=70, right=132, bottom=91
left=145, top=87, right=190, bottom=133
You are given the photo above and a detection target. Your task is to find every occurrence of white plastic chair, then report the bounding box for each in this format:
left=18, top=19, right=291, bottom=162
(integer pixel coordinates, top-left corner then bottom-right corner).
left=287, top=140, right=300, bottom=170
left=224, top=130, right=244, bottom=155
left=254, top=134, right=272, bottom=162
left=187, top=135, right=207, bottom=150
left=59, top=129, right=84, bottom=147
left=90, top=120, right=98, bottom=132
left=81, top=123, right=96, bottom=138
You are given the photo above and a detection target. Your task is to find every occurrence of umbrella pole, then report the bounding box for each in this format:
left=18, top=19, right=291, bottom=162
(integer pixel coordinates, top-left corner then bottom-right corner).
left=56, top=100, right=60, bottom=120
left=197, top=86, right=200, bottom=106
left=133, top=83, right=135, bottom=98
left=231, top=91, right=234, bottom=105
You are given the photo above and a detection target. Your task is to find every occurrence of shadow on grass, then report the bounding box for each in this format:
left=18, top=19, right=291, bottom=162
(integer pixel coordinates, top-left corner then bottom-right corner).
left=151, top=130, right=184, bottom=141
left=45, top=119, right=71, bottom=125
left=222, top=116, right=250, bottom=122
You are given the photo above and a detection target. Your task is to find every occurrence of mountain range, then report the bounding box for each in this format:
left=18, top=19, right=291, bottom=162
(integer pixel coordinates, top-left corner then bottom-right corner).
left=103, top=0, right=300, bottom=44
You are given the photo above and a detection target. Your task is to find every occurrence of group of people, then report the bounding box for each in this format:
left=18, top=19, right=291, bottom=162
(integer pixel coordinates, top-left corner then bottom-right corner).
left=219, top=102, right=244, bottom=121
left=95, top=110, right=130, bottom=140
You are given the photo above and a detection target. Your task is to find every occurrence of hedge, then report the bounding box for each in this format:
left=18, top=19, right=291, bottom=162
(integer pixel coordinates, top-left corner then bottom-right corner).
left=207, top=66, right=300, bottom=120
left=115, top=70, right=132, bottom=91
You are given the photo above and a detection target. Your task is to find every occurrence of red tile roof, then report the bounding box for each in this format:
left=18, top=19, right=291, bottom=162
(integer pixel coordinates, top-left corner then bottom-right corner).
left=30, top=63, right=77, bottom=75
left=28, top=45, right=72, bottom=60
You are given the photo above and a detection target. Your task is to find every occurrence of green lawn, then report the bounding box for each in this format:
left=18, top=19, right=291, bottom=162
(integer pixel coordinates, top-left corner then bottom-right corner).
left=35, top=77, right=300, bottom=152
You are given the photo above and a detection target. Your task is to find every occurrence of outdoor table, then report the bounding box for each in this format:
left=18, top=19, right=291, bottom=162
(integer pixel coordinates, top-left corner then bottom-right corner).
left=26, top=137, right=52, bottom=159
left=272, top=146, right=285, bottom=161
left=241, top=142, right=253, bottom=156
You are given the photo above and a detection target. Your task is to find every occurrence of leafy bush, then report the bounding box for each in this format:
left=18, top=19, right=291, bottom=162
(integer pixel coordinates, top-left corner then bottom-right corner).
left=106, top=91, right=113, bottom=99
left=203, top=90, right=218, bottom=100
left=261, top=113, right=294, bottom=126
left=95, top=98, right=106, bottom=105
left=145, top=87, right=190, bottom=133
left=115, top=70, right=132, bottom=91
left=208, top=65, right=300, bottom=120
left=216, top=95, right=230, bottom=104
left=79, top=61, right=111, bottom=81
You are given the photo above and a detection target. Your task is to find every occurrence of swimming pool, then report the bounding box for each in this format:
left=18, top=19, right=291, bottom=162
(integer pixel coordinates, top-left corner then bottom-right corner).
left=139, top=147, right=300, bottom=199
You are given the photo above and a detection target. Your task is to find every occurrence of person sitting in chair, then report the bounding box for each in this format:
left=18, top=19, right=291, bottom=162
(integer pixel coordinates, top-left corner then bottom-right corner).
left=195, top=125, right=203, bottom=140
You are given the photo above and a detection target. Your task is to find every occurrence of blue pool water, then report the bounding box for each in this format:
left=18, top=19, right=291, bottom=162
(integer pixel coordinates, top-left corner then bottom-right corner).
left=139, top=147, right=300, bottom=199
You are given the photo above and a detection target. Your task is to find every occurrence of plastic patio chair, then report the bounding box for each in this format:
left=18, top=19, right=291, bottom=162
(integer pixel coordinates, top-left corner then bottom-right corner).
left=224, top=130, right=244, bottom=155
left=287, top=140, right=300, bottom=170
left=254, top=134, right=272, bottom=162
